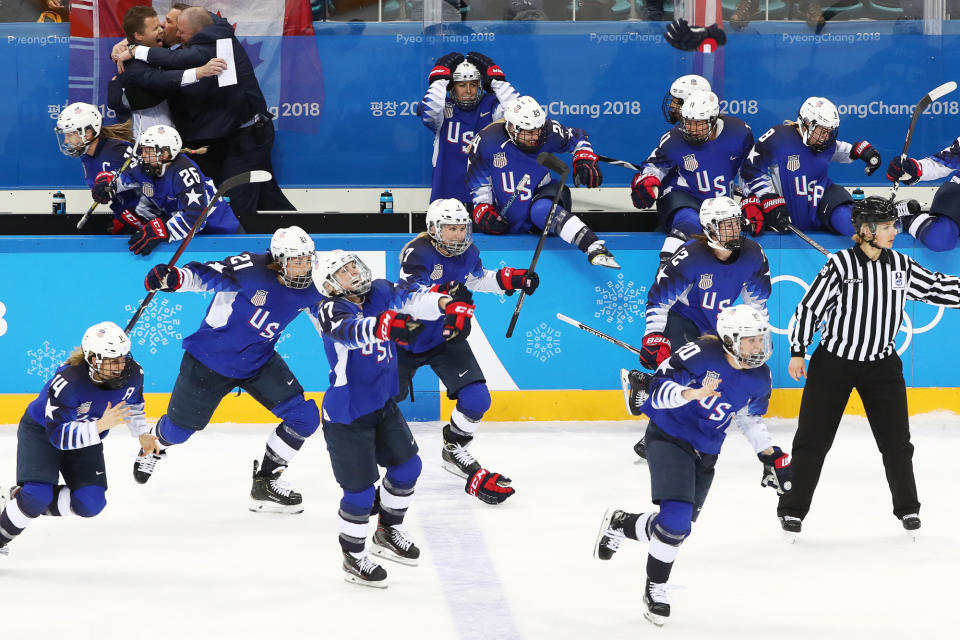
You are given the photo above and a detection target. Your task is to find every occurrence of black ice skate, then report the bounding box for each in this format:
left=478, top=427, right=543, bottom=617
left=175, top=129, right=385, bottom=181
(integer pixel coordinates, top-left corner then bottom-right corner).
left=0, top=493, right=9, bottom=557
left=779, top=515, right=802, bottom=543
left=643, top=579, right=671, bottom=626
left=133, top=448, right=167, bottom=485
left=441, top=424, right=482, bottom=479
left=633, top=437, right=647, bottom=460
left=620, top=368, right=651, bottom=417
left=249, top=460, right=303, bottom=514
left=342, top=551, right=388, bottom=588
left=587, top=241, right=620, bottom=269
left=901, top=513, right=921, bottom=540
left=594, top=508, right=629, bottom=561
left=371, top=521, right=421, bottom=566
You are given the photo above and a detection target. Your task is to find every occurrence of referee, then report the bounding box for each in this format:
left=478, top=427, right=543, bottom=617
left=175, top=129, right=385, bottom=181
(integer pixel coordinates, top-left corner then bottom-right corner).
left=778, top=196, right=960, bottom=538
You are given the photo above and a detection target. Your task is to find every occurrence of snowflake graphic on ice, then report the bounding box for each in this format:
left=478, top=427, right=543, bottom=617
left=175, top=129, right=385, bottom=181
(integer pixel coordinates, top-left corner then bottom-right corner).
left=495, top=259, right=508, bottom=304
left=26, top=340, right=69, bottom=380
left=594, top=273, right=645, bottom=332
left=125, top=297, right=184, bottom=355
left=524, top=322, right=561, bottom=362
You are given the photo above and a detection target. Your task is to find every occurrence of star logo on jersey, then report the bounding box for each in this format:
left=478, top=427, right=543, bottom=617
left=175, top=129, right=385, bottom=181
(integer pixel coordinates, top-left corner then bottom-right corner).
left=787, top=155, right=801, bottom=172
left=44, top=398, right=56, bottom=420
left=77, top=401, right=91, bottom=415
left=699, top=273, right=714, bottom=290
left=493, top=152, right=508, bottom=169
left=430, top=264, right=444, bottom=280
left=251, top=290, right=268, bottom=306
left=185, top=189, right=203, bottom=206
left=142, top=183, right=154, bottom=198
left=746, top=147, right=760, bottom=164
left=683, top=154, right=698, bottom=172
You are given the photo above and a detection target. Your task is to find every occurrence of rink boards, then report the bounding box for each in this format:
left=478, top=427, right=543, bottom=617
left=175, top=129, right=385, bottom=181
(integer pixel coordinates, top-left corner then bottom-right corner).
left=0, top=233, right=958, bottom=422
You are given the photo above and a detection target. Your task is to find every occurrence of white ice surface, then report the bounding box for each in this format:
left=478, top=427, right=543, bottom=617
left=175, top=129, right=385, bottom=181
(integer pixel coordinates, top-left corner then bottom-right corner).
left=1, top=415, right=958, bottom=640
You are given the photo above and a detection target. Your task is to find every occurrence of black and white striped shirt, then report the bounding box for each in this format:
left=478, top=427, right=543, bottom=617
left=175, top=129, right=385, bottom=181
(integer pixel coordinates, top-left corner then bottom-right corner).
left=790, top=246, right=960, bottom=361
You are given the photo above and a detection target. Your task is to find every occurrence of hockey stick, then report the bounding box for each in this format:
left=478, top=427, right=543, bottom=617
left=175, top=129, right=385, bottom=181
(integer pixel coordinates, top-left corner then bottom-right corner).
left=890, top=80, right=957, bottom=201
left=499, top=173, right=531, bottom=218
left=124, top=170, right=272, bottom=333
left=596, top=154, right=645, bottom=172
left=785, top=224, right=831, bottom=257
left=76, top=153, right=135, bottom=230
left=505, top=153, right=569, bottom=339
left=556, top=313, right=641, bottom=355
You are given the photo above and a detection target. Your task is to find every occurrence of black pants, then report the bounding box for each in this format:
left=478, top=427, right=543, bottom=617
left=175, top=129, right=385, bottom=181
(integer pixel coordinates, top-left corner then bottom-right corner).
left=778, top=347, right=919, bottom=520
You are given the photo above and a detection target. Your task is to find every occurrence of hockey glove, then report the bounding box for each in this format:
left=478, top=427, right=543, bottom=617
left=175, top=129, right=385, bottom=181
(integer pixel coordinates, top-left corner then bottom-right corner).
left=429, top=51, right=465, bottom=84
left=739, top=195, right=764, bottom=236
left=886, top=156, right=922, bottom=185
left=638, top=333, right=671, bottom=371
left=375, top=310, right=423, bottom=346
left=472, top=203, right=511, bottom=235
left=631, top=174, right=661, bottom=210
left=110, top=209, right=146, bottom=234
left=465, top=51, right=505, bottom=91
left=434, top=280, right=473, bottom=303
left=496, top=267, right=539, bottom=296
left=466, top=468, right=515, bottom=505
left=572, top=148, right=603, bottom=188
left=144, top=264, right=184, bottom=292
left=666, top=19, right=727, bottom=52
left=759, top=446, right=793, bottom=495
left=761, top=196, right=791, bottom=232
left=442, top=299, right=475, bottom=342
left=850, top=141, right=881, bottom=176
left=128, top=218, right=169, bottom=256
left=92, top=171, right=117, bottom=204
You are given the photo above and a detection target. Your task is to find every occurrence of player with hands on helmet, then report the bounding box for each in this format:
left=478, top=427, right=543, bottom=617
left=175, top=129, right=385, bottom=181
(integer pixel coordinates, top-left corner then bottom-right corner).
left=467, top=95, right=618, bottom=268
left=740, top=96, right=884, bottom=239
left=394, top=198, right=531, bottom=503
left=310, top=249, right=468, bottom=587
left=0, top=321, right=154, bottom=557
left=419, top=50, right=519, bottom=207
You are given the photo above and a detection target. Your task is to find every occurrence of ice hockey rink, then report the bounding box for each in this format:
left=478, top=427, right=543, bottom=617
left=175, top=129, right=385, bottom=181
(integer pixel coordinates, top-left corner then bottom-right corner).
left=1, top=414, right=957, bottom=640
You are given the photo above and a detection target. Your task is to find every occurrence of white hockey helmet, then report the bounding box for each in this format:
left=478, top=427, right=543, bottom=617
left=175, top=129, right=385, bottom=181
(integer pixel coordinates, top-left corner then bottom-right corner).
left=450, top=60, right=483, bottom=110
left=134, top=124, right=182, bottom=178
left=426, top=198, right=473, bottom=256
left=270, top=226, right=317, bottom=289
left=716, top=305, right=772, bottom=369
left=797, top=97, right=839, bottom=152
left=504, top=96, right=547, bottom=152
left=680, top=90, right=720, bottom=144
left=699, top=196, right=745, bottom=252
left=662, top=75, right=711, bottom=124
left=81, top=321, right=133, bottom=387
left=314, top=249, right=373, bottom=297
left=55, top=102, right=102, bottom=157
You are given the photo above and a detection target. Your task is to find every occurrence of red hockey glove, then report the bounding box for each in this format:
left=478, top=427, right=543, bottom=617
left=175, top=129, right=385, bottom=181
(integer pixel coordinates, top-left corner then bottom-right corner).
left=375, top=310, right=423, bottom=346
left=573, top=148, right=603, bottom=188
left=128, top=218, right=169, bottom=256
left=144, top=264, right=184, bottom=292
left=759, top=446, right=793, bottom=495
left=466, top=468, right=515, bottom=504
left=739, top=195, right=764, bottom=236
left=638, top=333, right=671, bottom=370
left=473, top=203, right=510, bottom=234
left=442, top=300, right=475, bottom=342
left=631, top=174, right=661, bottom=209
left=496, top=267, right=539, bottom=296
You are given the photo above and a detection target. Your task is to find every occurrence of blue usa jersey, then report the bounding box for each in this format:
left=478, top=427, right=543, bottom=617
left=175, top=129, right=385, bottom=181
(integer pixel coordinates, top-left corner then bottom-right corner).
left=176, top=252, right=326, bottom=379
left=467, top=119, right=594, bottom=233
left=115, top=154, right=239, bottom=240
left=79, top=138, right=139, bottom=218
left=641, top=116, right=753, bottom=203
left=740, top=124, right=859, bottom=230
left=397, top=234, right=503, bottom=353
left=641, top=337, right=772, bottom=455
left=645, top=238, right=771, bottom=338
left=419, top=79, right=519, bottom=205
left=25, top=361, right=147, bottom=450
left=311, top=280, right=446, bottom=424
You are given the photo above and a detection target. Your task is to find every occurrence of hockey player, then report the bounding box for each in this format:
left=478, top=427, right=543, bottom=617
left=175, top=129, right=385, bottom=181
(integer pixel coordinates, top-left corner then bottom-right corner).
left=0, top=322, right=157, bottom=556
left=136, top=226, right=324, bottom=514
left=419, top=51, right=518, bottom=207
left=311, top=250, right=506, bottom=587
left=630, top=90, right=754, bottom=263
left=54, top=101, right=140, bottom=233
left=91, top=124, right=240, bottom=257
left=740, top=96, right=882, bottom=238
left=622, top=197, right=771, bottom=459
left=466, top=95, right=618, bottom=268
left=660, top=74, right=711, bottom=125
left=593, top=305, right=792, bottom=627
left=395, top=198, right=535, bottom=499
left=884, top=136, right=960, bottom=252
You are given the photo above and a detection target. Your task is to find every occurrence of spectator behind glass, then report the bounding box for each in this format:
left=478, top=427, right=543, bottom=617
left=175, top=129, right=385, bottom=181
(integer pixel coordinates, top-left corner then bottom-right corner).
left=37, top=0, right=68, bottom=22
